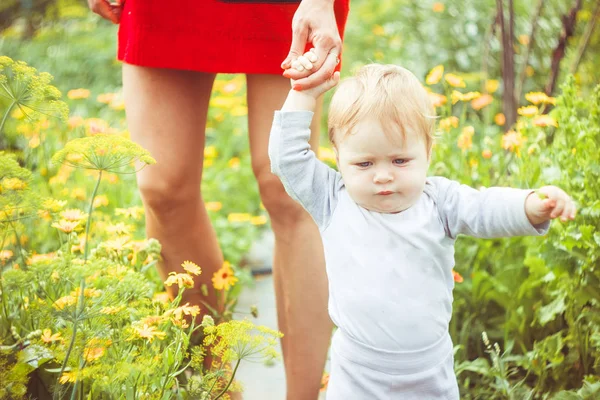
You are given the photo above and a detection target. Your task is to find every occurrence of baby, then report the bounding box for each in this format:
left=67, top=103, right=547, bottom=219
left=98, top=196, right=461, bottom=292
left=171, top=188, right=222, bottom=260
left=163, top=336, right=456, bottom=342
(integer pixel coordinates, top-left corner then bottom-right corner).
left=270, top=52, right=576, bottom=399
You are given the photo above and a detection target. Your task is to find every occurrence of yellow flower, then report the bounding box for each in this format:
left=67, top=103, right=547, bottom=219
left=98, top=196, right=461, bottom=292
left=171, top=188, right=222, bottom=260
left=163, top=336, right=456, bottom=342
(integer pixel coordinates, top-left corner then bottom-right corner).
left=471, top=94, right=493, bottom=111
left=251, top=215, right=268, bottom=225
left=132, top=324, right=166, bottom=342
left=525, top=92, right=556, bottom=105
left=140, top=315, right=164, bottom=326
left=165, top=302, right=201, bottom=321
left=204, top=145, right=218, bottom=159
left=70, top=188, right=86, bottom=200
left=1, top=178, right=27, bottom=190
left=452, top=91, right=480, bottom=104
left=51, top=220, right=80, bottom=233
left=97, top=93, right=116, bottom=104
left=106, top=222, right=132, bottom=236
left=60, top=209, right=87, bottom=222
left=67, top=88, right=90, bottom=100
left=318, top=147, right=337, bottom=164
left=27, top=252, right=56, bottom=265
left=164, top=272, right=194, bottom=289
left=494, top=113, right=506, bottom=126
left=71, top=287, right=102, bottom=298
left=152, top=292, right=171, bottom=304
left=517, top=105, right=539, bottom=117
left=502, top=130, right=526, bottom=153
left=438, top=116, right=459, bottom=132
left=181, top=260, right=202, bottom=276
left=41, top=329, right=62, bottom=343
left=228, top=213, right=251, bottom=223
left=426, top=65, right=444, bottom=85
left=84, top=339, right=109, bottom=362
left=428, top=92, right=447, bottom=108
left=228, top=157, right=241, bottom=169
left=485, top=79, right=499, bottom=93
left=533, top=115, right=558, bottom=127
left=212, top=261, right=239, bottom=291
left=457, top=126, right=475, bottom=152
left=29, top=134, right=41, bottom=149
left=206, top=201, right=223, bottom=212
left=444, top=73, right=466, bottom=88
left=432, top=2, right=445, bottom=12
left=59, top=371, right=78, bottom=384
left=231, top=105, right=247, bottom=116
left=93, top=195, right=109, bottom=208
left=53, top=295, right=77, bottom=310
left=518, top=34, right=530, bottom=46
left=100, top=306, right=124, bottom=315
left=372, top=24, right=385, bottom=36
left=115, top=206, right=145, bottom=220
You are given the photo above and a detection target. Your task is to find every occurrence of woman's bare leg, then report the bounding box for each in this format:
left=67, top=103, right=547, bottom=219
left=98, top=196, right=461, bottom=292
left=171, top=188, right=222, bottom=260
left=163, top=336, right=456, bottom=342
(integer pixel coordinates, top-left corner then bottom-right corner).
left=122, top=64, right=223, bottom=312
left=246, top=73, right=332, bottom=400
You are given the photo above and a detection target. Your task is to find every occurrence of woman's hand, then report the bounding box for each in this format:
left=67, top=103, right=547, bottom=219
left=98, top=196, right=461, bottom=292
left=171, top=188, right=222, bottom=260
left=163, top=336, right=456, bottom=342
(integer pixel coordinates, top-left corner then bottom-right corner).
left=87, top=0, right=123, bottom=24
left=281, top=0, right=342, bottom=91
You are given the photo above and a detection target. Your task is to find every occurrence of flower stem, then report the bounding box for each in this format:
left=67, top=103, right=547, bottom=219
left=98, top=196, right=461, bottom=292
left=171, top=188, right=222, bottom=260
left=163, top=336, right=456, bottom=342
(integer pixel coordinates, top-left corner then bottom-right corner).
left=0, top=100, right=16, bottom=136
left=84, top=170, right=102, bottom=262
left=213, top=359, right=241, bottom=400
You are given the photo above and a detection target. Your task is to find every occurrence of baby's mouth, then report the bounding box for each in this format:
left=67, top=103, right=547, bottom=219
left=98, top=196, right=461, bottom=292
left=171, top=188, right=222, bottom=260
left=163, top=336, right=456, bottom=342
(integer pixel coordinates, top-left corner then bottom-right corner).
left=377, top=191, right=394, bottom=196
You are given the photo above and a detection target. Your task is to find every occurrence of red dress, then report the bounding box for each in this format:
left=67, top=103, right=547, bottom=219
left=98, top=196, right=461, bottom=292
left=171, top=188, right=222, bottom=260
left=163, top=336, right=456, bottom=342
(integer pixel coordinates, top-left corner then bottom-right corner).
left=118, top=0, right=350, bottom=74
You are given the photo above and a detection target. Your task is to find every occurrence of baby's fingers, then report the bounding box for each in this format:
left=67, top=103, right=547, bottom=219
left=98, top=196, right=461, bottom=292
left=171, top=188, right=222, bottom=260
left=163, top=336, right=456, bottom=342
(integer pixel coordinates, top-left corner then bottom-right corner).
left=560, top=199, right=577, bottom=221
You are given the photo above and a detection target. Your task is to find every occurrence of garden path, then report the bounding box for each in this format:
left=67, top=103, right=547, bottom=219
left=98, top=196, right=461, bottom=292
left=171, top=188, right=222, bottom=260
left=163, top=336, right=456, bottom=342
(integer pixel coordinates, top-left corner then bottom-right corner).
left=235, top=231, right=328, bottom=400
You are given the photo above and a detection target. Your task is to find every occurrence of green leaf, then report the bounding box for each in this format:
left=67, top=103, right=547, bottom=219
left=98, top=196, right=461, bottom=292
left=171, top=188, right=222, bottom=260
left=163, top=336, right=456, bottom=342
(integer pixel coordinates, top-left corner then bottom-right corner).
left=537, top=295, right=566, bottom=326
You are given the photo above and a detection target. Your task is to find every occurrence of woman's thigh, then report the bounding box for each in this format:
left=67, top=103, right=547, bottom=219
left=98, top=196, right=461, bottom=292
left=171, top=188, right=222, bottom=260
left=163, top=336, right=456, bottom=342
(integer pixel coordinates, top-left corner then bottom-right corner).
left=122, top=64, right=216, bottom=196
left=246, top=74, right=322, bottom=202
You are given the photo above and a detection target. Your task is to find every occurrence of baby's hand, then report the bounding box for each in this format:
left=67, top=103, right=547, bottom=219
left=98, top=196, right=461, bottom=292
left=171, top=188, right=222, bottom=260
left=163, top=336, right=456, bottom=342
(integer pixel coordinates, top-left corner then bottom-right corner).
left=288, top=49, right=340, bottom=98
left=525, top=185, right=576, bottom=225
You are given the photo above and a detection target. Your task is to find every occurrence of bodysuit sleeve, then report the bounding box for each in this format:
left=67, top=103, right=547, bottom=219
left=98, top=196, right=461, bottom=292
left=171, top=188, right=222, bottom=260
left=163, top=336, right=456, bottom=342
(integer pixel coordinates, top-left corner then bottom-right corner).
left=268, top=110, right=342, bottom=229
left=428, top=176, right=550, bottom=239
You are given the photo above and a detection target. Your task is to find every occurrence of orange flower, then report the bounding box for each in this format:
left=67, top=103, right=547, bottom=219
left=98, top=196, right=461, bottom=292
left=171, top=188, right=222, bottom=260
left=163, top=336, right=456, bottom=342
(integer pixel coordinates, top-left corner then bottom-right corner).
left=432, top=2, right=445, bottom=12
left=439, top=116, right=459, bottom=132
left=452, top=269, right=464, bottom=283
left=67, top=88, right=90, bottom=100
left=481, top=149, right=492, bottom=159
left=205, top=201, right=223, bottom=212
left=426, top=65, right=444, bottom=85
left=51, top=220, right=80, bottom=233
left=444, top=73, right=466, bottom=88
left=494, top=113, right=506, bottom=126
left=41, top=329, right=62, bottom=343
left=502, top=130, right=526, bottom=153
left=212, top=261, right=239, bottom=291
left=471, top=94, right=493, bottom=111
left=533, top=115, right=558, bottom=127
left=428, top=92, right=447, bottom=108
left=320, top=372, right=330, bottom=392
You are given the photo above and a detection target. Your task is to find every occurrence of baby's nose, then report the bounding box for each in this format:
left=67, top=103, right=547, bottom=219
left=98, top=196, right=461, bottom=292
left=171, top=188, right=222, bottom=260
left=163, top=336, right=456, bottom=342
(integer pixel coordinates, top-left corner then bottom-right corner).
left=373, top=169, right=393, bottom=183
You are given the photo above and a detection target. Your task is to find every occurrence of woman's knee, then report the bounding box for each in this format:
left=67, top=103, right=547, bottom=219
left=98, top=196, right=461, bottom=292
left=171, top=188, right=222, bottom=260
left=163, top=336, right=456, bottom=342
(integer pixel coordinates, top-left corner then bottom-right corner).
left=137, top=174, right=200, bottom=217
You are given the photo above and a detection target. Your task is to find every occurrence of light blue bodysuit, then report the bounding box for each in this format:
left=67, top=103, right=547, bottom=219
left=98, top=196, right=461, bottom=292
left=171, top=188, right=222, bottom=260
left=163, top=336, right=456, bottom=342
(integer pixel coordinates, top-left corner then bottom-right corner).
left=269, top=111, right=548, bottom=399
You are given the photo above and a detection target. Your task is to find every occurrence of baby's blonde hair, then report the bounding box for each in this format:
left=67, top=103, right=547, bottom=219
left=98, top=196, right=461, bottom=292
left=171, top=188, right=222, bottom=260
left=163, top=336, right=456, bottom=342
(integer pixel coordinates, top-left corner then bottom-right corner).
left=328, top=64, right=435, bottom=152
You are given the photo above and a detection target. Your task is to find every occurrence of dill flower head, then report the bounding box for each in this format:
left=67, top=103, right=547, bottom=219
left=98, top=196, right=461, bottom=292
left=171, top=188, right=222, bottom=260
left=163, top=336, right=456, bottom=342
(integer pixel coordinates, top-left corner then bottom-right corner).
left=51, top=134, right=156, bottom=173
left=0, top=56, right=68, bottom=125
left=203, top=319, right=283, bottom=363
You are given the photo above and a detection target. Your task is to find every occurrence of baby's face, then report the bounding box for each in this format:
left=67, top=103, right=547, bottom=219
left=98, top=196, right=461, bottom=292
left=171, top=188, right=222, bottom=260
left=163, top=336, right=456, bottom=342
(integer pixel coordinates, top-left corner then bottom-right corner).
left=335, top=118, right=429, bottom=213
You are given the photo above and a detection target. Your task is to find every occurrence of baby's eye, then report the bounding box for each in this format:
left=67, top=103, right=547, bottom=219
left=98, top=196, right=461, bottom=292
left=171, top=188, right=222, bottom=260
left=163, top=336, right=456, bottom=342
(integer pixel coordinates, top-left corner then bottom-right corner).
left=356, top=161, right=372, bottom=168
left=393, top=159, right=408, bottom=165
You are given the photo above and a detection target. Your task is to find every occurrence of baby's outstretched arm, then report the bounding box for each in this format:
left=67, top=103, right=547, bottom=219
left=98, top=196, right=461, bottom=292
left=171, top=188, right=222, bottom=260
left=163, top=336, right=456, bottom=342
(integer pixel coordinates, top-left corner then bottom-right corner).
left=525, top=186, right=576, bottom=225
left=282, top=49, right=340, bottom=112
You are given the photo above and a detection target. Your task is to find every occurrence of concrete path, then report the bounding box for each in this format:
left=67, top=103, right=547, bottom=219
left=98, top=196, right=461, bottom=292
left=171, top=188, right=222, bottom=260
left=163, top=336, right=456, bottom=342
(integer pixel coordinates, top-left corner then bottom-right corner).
left=235, top=231, right=328, bottom=400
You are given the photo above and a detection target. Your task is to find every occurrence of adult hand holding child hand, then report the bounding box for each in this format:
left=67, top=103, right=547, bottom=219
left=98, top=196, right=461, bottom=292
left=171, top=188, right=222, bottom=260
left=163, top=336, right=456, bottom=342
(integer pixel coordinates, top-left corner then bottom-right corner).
left=282, top=0, right=342, bottom=91
left=525, top=186, right=577, bottom=225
